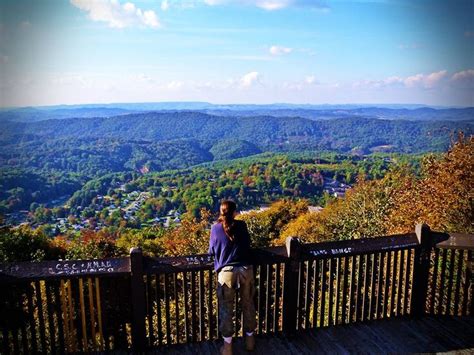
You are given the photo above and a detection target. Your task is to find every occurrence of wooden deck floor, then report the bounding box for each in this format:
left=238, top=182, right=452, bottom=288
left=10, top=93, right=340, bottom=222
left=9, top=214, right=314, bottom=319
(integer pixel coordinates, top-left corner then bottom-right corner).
left=156, top=316, right=474, bottom=354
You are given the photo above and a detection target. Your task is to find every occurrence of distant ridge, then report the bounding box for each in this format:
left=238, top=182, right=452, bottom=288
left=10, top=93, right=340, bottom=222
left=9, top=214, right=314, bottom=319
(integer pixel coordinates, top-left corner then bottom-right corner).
left=0, top=102, right=473, bottom=123
left=1, top=111, right=472, bottom=153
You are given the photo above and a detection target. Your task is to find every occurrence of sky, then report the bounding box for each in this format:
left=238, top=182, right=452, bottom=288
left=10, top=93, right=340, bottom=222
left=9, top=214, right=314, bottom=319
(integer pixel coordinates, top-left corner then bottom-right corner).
left=0, top=0, right=473, bottom=107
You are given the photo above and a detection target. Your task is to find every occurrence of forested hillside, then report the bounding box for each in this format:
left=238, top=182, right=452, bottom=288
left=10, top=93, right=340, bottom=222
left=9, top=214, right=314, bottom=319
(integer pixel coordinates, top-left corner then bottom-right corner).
left=0, top=135, right=470, bottom=262
left=2, top=112, right=472, bottom=152
left=0, top=109, right=470, bottom=217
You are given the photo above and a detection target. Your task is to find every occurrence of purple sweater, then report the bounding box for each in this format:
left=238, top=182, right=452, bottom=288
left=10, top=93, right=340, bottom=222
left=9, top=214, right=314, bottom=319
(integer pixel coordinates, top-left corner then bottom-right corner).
left=208, top=220, right=252, bottom=272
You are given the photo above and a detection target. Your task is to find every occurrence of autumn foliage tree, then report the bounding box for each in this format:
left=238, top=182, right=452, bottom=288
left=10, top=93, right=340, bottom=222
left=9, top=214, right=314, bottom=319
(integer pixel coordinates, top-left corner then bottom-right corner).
left=282, top=134, right=473, bottom=243
left=63, top=229, right=120, bottom=259
left=158, top=209, right=213, bottom=256
left=239, top=199, right=308, bottom=247
left=387, top=133, right=473, bottom=234
left=279, top=171, right=406, bottom=243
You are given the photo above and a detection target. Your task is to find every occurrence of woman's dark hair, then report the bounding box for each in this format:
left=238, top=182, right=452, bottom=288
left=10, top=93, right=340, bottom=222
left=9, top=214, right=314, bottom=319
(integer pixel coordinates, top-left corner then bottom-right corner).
left=218, top=200, right=237, bottom=241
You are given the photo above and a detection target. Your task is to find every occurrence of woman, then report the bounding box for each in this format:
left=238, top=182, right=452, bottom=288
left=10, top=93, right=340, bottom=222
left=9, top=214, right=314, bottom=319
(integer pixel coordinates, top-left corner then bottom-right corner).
left=209, top=200, right=256, bottom=355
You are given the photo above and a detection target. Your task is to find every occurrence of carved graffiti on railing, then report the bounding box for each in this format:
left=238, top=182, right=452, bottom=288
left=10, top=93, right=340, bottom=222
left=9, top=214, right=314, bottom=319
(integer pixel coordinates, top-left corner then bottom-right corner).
left=49, top=260, right=116, bottom=275
left=0, top=264, right=20, bottom=274
left=303, top=233, right=419, bottom=259
left=310, top=247, right=354, bottom=257
left=144, top=254, right=214, bottom=273
left=183, top=255, right=213, bottom=265
left=0, top=257, right=130, bottom=280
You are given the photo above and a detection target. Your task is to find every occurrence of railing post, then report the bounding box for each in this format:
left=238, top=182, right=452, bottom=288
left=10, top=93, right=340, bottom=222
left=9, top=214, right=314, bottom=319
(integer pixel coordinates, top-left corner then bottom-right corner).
left=411, top=224, right=433, bottom=318
left=282, top=237, right=301, bottom=338
left=130, top=247, right=147, bottom=352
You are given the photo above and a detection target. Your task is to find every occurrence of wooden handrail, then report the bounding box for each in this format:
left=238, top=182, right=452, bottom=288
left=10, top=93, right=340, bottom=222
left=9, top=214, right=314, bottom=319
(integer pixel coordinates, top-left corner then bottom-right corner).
left=1, top=230, right=470, bottom=281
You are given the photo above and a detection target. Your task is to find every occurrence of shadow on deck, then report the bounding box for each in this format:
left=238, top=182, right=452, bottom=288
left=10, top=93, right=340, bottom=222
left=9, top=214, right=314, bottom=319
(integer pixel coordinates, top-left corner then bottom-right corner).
left=159, top=316, right=474, bottom=354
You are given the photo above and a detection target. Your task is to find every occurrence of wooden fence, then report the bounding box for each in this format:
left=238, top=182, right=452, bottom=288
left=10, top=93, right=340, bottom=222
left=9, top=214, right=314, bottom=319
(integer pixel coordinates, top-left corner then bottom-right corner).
left=0, top=224, right=472, bottom=353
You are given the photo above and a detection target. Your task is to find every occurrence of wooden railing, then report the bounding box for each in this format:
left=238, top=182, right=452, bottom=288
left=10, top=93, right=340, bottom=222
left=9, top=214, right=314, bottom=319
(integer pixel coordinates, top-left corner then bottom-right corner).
left=0, top=225, right=472, bottom=353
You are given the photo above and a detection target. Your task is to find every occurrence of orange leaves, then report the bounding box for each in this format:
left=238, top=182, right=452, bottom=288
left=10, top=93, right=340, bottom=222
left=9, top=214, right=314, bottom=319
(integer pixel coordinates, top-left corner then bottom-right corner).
left=388, top=134, right=473, bottom=234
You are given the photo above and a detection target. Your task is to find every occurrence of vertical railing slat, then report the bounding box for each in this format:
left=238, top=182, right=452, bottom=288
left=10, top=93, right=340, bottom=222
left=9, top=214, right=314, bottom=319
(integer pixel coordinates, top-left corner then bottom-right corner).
left=183, top=272, right=190, bottom=343
left=319, top=259, right=327, bottom=327
left=453, top=250, right=464, bottom=316
left=335, top=258, right=342, bottom=325
left=396, top=250, right=404, bottom=317
left=208, top=270, right=214, bottom=340
left=257, top=265, right=264, bottom=334
left=437, top=248, right=448, bottom=315
left=199, top=270, right=205, bottom=341
left=390, top=251, right=399, bottom=317
left=429, top=249, right=440, bottom=314
left=274, top=263, right=282, bottom=332
left=356, top=254, right=364, bottom=322
left=26, top=282, right=38, bottom=354
left=368, top=253, right=376, bottom=321
left=445, top=250, right=456, bottom=315
left=34, top=281, right=48, bottom=354
left=78, top=278, right=88, bottom=351
left=154, top=275, right=163, bottom=347
left=94, top=278, right=104, bottom=351
left=296, top=262, right=304, bottom=330
left=45, top=281, right=57, bottom=354
left=266, top=264, right=273, bottom=333
left=328, top=258, right=334, bottom=326
left=312, top=259, right=320, bottom=328
left=362, top=254, right=370, bottom=321
left=164, top=273, right=171, bottom=345
left=403, top=249, right=412, bottom=315
left=377, top=253, right=386, bottom=319
left=341, top=257, right=349, bottom=324
left=383, top=252, right=392, bottom=318
left=465, top=250, right=473, bottom=316
left=370, top=253, right=380, bottom=320
left=174, top=273, right=180, bottom=344
left=190, top=271, right=197, bottom=342
left=87, top=278, right=97, bottom=350
left=348, top=255, right=356, bottom=323
left=146, top=275, right=154, bottom=347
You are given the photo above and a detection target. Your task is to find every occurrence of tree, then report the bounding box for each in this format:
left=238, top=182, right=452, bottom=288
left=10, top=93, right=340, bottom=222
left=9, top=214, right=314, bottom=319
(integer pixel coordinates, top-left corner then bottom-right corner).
left=0, top=226, right=63, bottom=262
left=240, top=200, right=308, bottom=247
left=65, top=229, right=119, bottom=259
left=387, top=134, right=473, bottom=233
left=158, top=209, right=212, bottom=256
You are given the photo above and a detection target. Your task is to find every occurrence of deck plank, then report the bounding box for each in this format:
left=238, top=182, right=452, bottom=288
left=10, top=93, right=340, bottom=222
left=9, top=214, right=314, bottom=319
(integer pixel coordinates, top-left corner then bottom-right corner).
left=157, top=316, right=474, bottom=354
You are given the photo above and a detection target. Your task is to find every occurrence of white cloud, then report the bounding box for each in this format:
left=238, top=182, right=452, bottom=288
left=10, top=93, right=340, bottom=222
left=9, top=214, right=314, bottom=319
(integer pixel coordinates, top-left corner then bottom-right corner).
left=166, top=81, right=183, bottom=90
left=204, top=0, right=227, bottom=4
left=133, top=73, right=155, bottom=84
left=353, top=76, right=404, bottom=89
left=305, top=75, right=316, bottom=84
left=451, top=69, right=474, bottom=88
left=269, top=45, right=292, bottom=56
left=354, top=70, right=448, bottom=90
left=404, top=70, right=447, bottom=89
left=202, top=0, right=328, bottom=11
left=70, top=0, right=160, bottom=29
left=255, top=0, right=291, bottom=10
left=239, top=71, right=261, bottom=88
left=161, top=0, right=169, bottom=11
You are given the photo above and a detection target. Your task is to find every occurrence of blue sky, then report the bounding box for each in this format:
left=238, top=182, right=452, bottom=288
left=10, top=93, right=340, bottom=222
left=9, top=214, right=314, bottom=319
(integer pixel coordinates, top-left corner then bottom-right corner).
left=0, top=0, right=473, bottom=107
